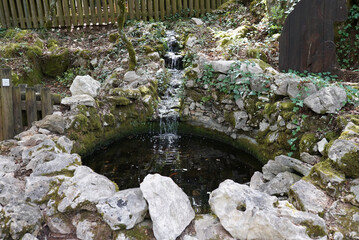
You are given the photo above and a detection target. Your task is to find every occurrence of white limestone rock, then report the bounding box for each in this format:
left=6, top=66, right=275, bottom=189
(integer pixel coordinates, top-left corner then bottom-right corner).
left=21, top=233, right=39, bottom=240
left=47, top=214, right=74, bottom=234
left=209, top=180, right=326, bottom=240
left=234, top=111, right=248, bottom=130
left=289, top=180, right=331, bottom=213
left=191, top=18, right=204, bottom=25
left=61, top=94, right=96, bottom=108
left=31, top=153, right=81, bottom=176
left=0, top=156, right=19, bottom=175
left=193, top=214, right=235, bottom=240
left=304, top=86, right=347, bottom=114
left=70, top=75, right=101, bottom=97
left=317, top=138, right=329, bottom=155
left=328, top=139, right=358, bottom=163
left=124, top=71, right=141, bottom=83
left=210, top=60, right=235, bottom=74
left=96, top=188, right=148, bottom=230
left=25, top=176, right=55, bottom=202
left=58, top=166, right=117, bottom=212
left=0, top=177, right=25, bottom=205
left=249, top=171, right=264, bottom=190
left=140, top=174, right=195, bottom=240
left=57, top=136, right=74, bottom=153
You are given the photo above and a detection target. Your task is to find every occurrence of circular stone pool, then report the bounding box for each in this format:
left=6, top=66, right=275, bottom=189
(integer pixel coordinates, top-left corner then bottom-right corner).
left=83, top=133, right=261, bottom=213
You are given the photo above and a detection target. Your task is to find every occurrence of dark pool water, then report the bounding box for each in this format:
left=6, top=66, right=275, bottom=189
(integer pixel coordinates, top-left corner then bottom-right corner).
left=83, top=134, right=261, bottom=213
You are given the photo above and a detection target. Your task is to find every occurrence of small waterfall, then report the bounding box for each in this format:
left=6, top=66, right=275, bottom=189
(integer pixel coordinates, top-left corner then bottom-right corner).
left=155, top=31, right=183, bottom=144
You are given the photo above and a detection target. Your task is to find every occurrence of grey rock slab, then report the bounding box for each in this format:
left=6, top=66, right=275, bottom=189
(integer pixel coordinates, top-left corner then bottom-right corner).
left=328, top=139, right=358, bottom=163
left=21, top=233, right=39, bottom=240
left=0, top=177, right=25, bottom=205
left=70, top=75, right=101, bottom=97
left=191, top=18, right=204, bottom=25
left=57, top=136, right=73, bottom=153
left=193, top=214, right=235, bottom=240
left=260, top=171, right=301, bottom=196
left=209, top=180, right=320, bottom=240
left=58, top=166, right=117, bottom=212
left=75, top=219, right=97, bottom=240
left=300, top=152, right=320, bottom=165
left=20, top=134, right=49, bottom=147
left=140, top=174, right=195, bottom=240
left=25, top=176, right=65, bottom=203
left=31, top=153, right=81, bottom=176
left=350, top=179, right=359, bottom=203
left=304, top=86, right=347, bottom=114
left=124, top=71, right=141, bottom=83
left=47, top=214, right=74, bottom=234
left=234, top=111, right=248, bottom=130
left=96, top=188, right=148, bottom=230
left=4, top=202, right=42, bottom=240
left=0, top=155, right=19, bottom=174
left=33, top=114, right=65, bottom=134
left=210, top=60, right=235, bottom=74
left=290, top=180, right=331, bottom=213
left=317, top=138, right=328, bottom=155
left=61, top=94, right=96, bottom=108
left=249, top=171, right=264, bottom=190
left=287, top=81, right=317, bottom=100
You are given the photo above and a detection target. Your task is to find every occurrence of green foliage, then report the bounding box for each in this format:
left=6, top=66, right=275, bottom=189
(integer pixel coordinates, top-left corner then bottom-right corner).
left=56, top=67, right=88, bottom=87
left=156, top=69, right=171, bottom=96
left=337, top=4, right=359, bottom=69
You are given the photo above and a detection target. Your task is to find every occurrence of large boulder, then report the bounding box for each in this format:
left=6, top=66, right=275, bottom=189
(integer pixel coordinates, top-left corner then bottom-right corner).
left=140, top=174, right=195, bottom=240
left=211, top=60, right=235, bottom=74
left=58, top=166, right=117, bottom=212
left=70, top=75, right=101, bottom=97
left=96, top=188, right=148, bottom=230
left=209, top=180, right=327, bottom=239
left=304, top=86, right=347, bottom=114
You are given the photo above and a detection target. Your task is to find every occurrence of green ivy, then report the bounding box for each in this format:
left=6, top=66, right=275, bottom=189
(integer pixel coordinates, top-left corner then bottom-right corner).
left=337, top=4, right=359, bottom=70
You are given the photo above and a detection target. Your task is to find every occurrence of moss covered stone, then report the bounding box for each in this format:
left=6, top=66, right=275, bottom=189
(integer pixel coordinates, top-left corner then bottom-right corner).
left=41, top=48, right=70, bottom=77
left=299, top=133, right=317, bottom=154
left=186, top=89, right=203, bottom=102
left=337, top=150, right=359, bottom=178
left=246, top=48, right=268, bottom=63
left=108, top=96, right=132, bottom=106
left=301, top=220, right=326, bottom=238
left=109, top=33, right=120, bottom=43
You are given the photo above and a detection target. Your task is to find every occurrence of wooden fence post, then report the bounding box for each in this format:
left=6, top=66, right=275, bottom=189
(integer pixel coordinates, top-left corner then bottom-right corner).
left=26, top=88, right=37, bottom=127
left=1, top=87, right=14, bottom=140
left=41, top=88, right=53, bottom=118
left=12, top=87, right=23, bottom=135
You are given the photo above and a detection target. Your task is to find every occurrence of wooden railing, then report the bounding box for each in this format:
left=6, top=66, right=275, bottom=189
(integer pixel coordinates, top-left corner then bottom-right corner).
left=0, top=68, right=54, bottom=141
left=0, top=0, right=227, bottom=29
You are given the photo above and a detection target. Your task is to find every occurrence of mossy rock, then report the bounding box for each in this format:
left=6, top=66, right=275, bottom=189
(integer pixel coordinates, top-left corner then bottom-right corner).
left=337, top=150, right=359, bottom=178
left=14, top=30, right=31, bottom=41
left=186, top=89, right=203, bottom=102
left=224, top=111, right=236, bottom=127
left=108, top=96, right=132, bottom=106
left=109, top=33, right=120, bottom=43
left=18, top=64, right=43, bottom=86
left=25, top=46, right=42, bottom=59
left=299, top=133, right=317, bottom=154
left=143, top=45, right=155, bottom=54
left=246, top=48, right=268, bottom=63
left=41, top=48, right=70, bottom=77
left=0, top=43, right=22, bottom=58
left=47, top=39, right=59, bottom=51
left=301, top=220, right=326, bottom=238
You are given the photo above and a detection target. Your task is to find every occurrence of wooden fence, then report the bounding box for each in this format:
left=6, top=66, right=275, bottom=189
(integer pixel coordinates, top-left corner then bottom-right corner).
left=0, top=0, right=227, bottom=29
left=0, top=69, right=54, bottom=141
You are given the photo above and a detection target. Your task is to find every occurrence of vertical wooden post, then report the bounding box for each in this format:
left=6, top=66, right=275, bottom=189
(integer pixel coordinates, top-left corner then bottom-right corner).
left=102, top=0, right=109, bottom=23
left=108, top=0, right=116, bottom=23
left=41, top=88, right=53, bottom=118
left=12, top=87, right=23, bottom=135
left=135, top=0, right=140, bottom=20
left=57, top=0, right=65, bottom=27
left=37, top=0, right=45, bottom=27
left=0, top=0, right=6, bottom=28
left=90, top=0, right=97, bottom=24
left=0, top=88, right=3, bottom=141
left=96, top=0, right=103, bottom=24
left=194, top=0, right=199, bottom=17
left=160, top=0, right=165, bottom=20
left=154, top=0, right=159, bottom=20
left=183, top=0, right=188, bottom=17
left=70, top=0, right=78, bottom=26
left=166, top=0, right=171, bottom=17
left=62, top=0, right=71, bottom=26
left=148, top=0, right=153, bottom=20
left=206, top=0, right=211, bottom=13
left=83, top=0, right=91, bottom=25
left=141, top=0, right=147, bottom=20
left=171, top=0, right=176, bottom=15
left=1, top=87, right=14, bottom=140
left=9, top=0, right=19, bottom=27
left=129, top=0, right=135, bottom=19
left=76, top=0, right=84, bottom=25
left=29, top=0, right=39, bottom=28
left=26, top=88, right=37, bottom=127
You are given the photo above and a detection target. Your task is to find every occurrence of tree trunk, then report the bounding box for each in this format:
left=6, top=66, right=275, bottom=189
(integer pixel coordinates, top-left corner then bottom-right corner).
left=117, top=0, right=137, bottom=70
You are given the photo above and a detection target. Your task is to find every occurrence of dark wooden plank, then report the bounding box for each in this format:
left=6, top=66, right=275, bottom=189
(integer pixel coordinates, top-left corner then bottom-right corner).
left=135, top=0, right=140, bottom=20
left=70, top=0, right=78, bottom=26
left=108, top=0, right=116, bottom=23
left=206, top=0, right=211, bottom=12
left=148, top=0, right=153, bottom=20
left=166, top=0, right=171, bottom=17
left=9, top=0, right=19, bottom=27
left=171, top=0, right=176, bottom=15
left=96, top=0, right=103, bottom=24
left=141, top=0, right=147, bottom=20
left=159, top=0, right=165, bottom=20
left=43, top=0, right=51, bottom=27
left=41, top=88, right=53, bottom=118
left=26, top=88, right=37, bottom=127
left=189, top=0, right=193, bottom=16
left=128, top=0, right=135, bottom=19
left=183, top=0, right=188, bottom=17
left=102, top=0, right=109, bottom=23
left=153, top=0, right=159, bottom=20
left=76, top=0, right=84, bottom=25
left=0, top=89, right=3, bottom=141
left=22, top=0, right=33, bottom=28
left=211, top=0, right=215, bottom=9
left=1, top=87, right=14, bottom=140
left=57, top=0, right=65, bottom=27
left=37, top=0, right=45, bottom=27
left=83, top=0, right=91, bottom=25
left=279, top=0, right=348, bottom=73
left=89, top=0, right=97, bottom=24
left=194, top=0, right=199, bottom=17
left=12, top=87, right=23, bottom=135
left=0, top=0, right=6, bottom=28
left=62, top=0, right=71, bottom=26
left=2, top=0, right=12, bottom=27
left=177, top=0, right=182, bottom=14
left=29, top=0, right=39, bottom=28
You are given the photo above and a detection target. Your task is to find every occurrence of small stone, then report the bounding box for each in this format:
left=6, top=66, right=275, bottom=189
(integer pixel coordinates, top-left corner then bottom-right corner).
left=57, top=136, right=73, bottom=153
left=300, top=152, right=320, bottom=165
left=33, top=114, right=65, bottom=134
left=124, top=71, right=141, bottom=83
left=333, top=232, right=344, bottom=240
left=61, top=94, right=96, bottom=108
left=70, top=75, right=101, bottom=97
left=317, top=138, right=328, bottom=155
left=249, top=171, right=264, bottom=190
left=21, top=233, right=39, bottom=240
left=191, top=18, right=204, bottom=25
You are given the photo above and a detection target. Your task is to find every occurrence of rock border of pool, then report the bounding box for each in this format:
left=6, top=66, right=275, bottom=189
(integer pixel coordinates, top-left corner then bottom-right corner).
left=1, top=56, right=359, bottom=239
